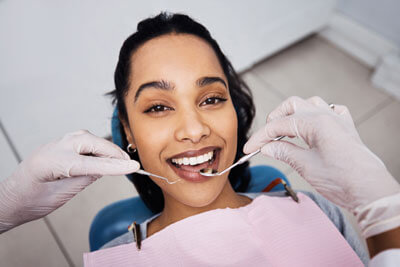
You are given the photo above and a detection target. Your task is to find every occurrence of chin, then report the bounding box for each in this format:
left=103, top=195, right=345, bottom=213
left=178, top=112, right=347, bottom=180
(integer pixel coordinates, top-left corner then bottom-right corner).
left=171, top=178, right=227, bottom=208
left=180, top=196, right=218, bottom=208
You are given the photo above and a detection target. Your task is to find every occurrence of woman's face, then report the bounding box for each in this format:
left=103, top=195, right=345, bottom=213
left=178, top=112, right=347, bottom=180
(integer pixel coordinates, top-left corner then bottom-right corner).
left=122, top=34, right=238, bottom=207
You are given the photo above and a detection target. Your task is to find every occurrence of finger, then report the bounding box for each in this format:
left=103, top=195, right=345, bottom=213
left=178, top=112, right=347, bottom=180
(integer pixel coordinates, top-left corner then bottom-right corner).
left=244, top=116, right=301, bottom=153
left=266, top=96, right=310, bottom=123
left=67, top=157, right=140, bottom=177
left=55, top=176, right=98, bottom=191
left=306, top=96, right=331, bottom=110
left=71, top=132, right=130, bottom=160
left=67, top=129, right=92, bottom=136
left=260, top=140, right=307, bottom=174
left=331, top=104, right=354, bottom=122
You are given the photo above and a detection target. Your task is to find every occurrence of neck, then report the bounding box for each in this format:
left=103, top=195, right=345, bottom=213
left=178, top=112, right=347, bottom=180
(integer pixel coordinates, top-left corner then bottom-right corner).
left=148, top=180, right=251, bottom=237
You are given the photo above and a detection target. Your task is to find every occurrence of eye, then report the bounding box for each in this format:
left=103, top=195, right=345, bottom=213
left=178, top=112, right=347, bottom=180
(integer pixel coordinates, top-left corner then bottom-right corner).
left=144, top=104, right=173, bottom=113
left=200, top=96, right=227, bottom=106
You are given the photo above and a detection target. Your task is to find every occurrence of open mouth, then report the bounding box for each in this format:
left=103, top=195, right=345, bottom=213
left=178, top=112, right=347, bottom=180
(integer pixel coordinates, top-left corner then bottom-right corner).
left=167, top=147, right=221, bottom=182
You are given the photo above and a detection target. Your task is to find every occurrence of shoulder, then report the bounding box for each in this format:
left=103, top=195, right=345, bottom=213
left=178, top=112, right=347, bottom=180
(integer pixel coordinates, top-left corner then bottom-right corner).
left=246, top=191, right=369, bottom=265
left=245, top=190, right=346, bottom=229
left=298, top=191, right=369, bottom=265
left=100, top=231, right=133, bottom=250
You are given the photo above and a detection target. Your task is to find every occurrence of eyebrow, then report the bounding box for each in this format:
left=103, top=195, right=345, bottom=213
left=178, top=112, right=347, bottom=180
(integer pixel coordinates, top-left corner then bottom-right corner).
left=134, top=76, right=227, bottom=102
left=196, top=76, right=227, bottom=88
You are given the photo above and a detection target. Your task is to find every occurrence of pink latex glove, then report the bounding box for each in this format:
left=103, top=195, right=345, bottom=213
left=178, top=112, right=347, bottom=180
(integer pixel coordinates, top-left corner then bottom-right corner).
left=244, top=96, right=400, bottom=236
left=0, top=130, right=139, bottom=234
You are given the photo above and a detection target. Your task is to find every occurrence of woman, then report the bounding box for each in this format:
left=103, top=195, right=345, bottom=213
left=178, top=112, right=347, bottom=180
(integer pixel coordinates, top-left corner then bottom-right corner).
left=100, top=12, right=368, bottom=264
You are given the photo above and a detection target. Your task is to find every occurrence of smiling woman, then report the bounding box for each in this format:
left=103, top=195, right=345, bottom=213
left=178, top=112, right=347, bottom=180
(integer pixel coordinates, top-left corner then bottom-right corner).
left=108, top=12, right=255, bottom=219
left=101, top=12, right=368, bottom=265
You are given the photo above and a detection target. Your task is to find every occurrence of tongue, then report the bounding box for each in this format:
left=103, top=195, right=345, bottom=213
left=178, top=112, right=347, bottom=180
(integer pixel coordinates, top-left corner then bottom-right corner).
left=178, top=160, right=211, bottom=172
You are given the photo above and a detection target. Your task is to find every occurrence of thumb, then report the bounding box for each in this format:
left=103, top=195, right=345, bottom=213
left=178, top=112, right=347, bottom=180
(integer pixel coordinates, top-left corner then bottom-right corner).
left=260, top=140, right=307, bottom=174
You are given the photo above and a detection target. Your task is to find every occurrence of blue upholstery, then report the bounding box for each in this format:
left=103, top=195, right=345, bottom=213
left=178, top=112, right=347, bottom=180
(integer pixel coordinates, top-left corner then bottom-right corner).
left=111, top=108, right=123, bottom=151
left=88, top=108, right=290, bottom=251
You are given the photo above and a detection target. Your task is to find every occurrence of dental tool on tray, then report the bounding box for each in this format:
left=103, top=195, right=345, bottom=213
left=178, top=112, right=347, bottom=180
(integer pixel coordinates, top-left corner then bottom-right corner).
left=133, top=136, right=285, bottom=185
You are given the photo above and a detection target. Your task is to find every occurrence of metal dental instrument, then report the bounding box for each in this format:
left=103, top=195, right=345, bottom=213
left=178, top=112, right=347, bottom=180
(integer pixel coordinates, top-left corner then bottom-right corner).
left=200, top=136, right=285, bottom=176
left=136, top=169, right=181, bottom=184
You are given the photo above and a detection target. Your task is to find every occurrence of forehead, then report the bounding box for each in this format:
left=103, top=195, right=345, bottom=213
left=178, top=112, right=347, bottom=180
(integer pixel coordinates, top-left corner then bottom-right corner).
left=129, top=34, right=225, bottom=88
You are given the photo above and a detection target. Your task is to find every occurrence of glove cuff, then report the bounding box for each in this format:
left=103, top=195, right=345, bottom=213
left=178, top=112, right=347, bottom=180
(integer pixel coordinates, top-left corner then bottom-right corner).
left=355, top=192, right=400, bottom=238
left=369, top=249, right=400, bottom=266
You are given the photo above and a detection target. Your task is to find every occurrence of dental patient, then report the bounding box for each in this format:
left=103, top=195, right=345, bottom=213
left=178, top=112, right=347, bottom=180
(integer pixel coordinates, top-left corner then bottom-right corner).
left=95, top=12, right=368, bottom=265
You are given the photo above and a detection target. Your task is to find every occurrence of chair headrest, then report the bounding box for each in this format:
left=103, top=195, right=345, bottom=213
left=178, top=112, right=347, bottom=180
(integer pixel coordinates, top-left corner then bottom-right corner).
left=111, top=107, right=123, bottom=149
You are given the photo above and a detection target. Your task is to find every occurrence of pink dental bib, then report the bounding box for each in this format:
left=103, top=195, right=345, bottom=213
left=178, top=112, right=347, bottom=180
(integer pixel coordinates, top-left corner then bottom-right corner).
left=84, top=193, right=363, bottom=266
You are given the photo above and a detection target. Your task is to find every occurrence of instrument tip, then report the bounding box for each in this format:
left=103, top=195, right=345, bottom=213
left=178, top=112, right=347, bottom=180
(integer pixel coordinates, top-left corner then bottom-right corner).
left=199, top=168, right=218, bottom=176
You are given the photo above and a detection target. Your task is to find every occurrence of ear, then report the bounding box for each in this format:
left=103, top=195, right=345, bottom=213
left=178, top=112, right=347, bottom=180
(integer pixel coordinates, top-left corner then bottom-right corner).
left=119, top=114, right=136, bottom=148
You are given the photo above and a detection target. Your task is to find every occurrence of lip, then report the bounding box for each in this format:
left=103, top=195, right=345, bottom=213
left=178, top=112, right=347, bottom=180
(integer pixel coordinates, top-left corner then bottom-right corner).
left=167, top=148, right=221, bottom=183
left=168, top=146, right=219, bottom=160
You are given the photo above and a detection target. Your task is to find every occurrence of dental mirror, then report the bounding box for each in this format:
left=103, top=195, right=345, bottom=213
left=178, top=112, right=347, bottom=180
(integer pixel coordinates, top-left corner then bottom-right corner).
left=200, top=136, right=285, bottom=177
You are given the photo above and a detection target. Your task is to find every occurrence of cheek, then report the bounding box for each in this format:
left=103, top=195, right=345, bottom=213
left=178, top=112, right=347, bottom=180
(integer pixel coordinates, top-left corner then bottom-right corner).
left=225, top=107, right=238, bottom=143
left=212, top=103, right=238, bottom=161
left=130, top=117, right=172, bottom=172
left=127, top=103, right=238, bottom=208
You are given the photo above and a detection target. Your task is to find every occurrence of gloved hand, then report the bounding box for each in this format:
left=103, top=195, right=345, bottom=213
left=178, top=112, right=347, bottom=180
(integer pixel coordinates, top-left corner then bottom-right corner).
left=0, top=130, right=140, bottom=234
left=244, top=96, right=400, bottom=236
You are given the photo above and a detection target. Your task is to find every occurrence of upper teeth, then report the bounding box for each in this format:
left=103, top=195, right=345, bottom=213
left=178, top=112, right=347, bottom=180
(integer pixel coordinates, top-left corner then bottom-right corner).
left=171, top=151, right=214, bottom=165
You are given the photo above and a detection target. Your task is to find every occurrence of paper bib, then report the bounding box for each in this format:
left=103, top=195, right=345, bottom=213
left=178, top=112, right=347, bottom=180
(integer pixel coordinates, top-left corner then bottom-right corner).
left=84, top=193, right=363, bottom=266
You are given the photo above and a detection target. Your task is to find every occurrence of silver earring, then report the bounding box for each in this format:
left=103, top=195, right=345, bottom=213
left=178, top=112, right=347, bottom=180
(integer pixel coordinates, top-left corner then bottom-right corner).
left=127, top=144, right=137, bottom=153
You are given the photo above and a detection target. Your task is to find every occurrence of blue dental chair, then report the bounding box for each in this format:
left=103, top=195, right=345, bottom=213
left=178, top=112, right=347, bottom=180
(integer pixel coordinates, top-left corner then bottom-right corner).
left=89, top=109, right=290, bottom=251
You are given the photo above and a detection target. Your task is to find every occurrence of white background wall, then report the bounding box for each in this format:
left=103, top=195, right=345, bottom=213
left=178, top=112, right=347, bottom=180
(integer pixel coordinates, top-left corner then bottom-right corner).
left=337, top=0, right=400, bottom=47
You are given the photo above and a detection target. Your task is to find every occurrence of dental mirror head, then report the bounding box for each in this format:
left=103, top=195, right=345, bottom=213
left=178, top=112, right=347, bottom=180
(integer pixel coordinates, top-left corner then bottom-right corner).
left=199, top=168, right=218, bottom=176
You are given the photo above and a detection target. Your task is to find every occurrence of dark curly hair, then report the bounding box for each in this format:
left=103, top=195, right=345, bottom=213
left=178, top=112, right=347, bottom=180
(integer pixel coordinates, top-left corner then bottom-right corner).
left=107, top=12, right=255, bottom=214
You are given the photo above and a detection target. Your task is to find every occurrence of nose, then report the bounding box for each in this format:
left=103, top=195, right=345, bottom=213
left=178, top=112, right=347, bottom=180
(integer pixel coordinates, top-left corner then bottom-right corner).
left=175, top=108, right=211, bottom=143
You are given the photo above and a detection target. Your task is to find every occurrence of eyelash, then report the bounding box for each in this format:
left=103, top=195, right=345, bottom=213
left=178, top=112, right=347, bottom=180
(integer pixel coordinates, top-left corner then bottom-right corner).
left=200, top=96, right=228, bottom=106
left=143, top=96, right=227, bottom=114
left=144, top=104, right=172, bottom=113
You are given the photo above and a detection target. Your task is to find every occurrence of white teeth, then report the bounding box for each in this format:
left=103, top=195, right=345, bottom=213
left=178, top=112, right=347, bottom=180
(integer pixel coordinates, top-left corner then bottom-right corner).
left=197, top=155, right=204, bottom=163
left=171, top=151, right=214, bottom=166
